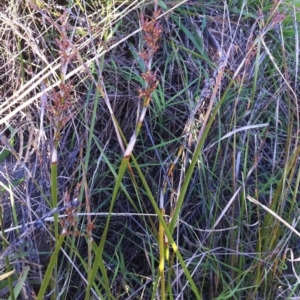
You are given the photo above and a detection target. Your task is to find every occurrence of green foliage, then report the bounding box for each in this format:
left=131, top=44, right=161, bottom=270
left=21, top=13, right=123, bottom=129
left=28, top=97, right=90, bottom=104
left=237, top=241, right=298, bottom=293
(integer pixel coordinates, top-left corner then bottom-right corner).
left=0, top=0, right=299, bottom=299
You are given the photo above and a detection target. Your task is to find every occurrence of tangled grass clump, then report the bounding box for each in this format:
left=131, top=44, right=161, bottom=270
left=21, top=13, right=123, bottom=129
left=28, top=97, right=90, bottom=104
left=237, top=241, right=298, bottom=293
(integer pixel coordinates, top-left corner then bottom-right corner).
left=0, top=0, right=299, bottom=299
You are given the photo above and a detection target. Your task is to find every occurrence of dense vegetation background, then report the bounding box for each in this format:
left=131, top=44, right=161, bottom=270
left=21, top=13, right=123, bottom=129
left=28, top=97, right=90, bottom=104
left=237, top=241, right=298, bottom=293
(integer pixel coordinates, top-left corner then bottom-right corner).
left=0, top=0, right=299, bottom=299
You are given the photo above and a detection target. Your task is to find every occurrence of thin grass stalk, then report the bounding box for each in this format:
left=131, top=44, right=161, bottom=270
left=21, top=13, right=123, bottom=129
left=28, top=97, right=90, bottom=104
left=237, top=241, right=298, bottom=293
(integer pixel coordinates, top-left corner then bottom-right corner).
left=113, top=116, right=158, bottom=233
left=50, top=149, right=58, bottom=298
left=279, top=22, right=299, bottom=152
left=93, top=134, right=142, bottom=214
left=130, top=154, right=202, bottom=299
left=243, top=27, right=262, bottom=297
left=151, top=271, right=160, bottom=299
left=80, top=110, right=109, bottom=298
left=8, top=186, right=18, bottom=237
left=9, top=267, right=29, bottom=300
left=17, top=37, right=25, bottom=86
left=40, top=9, right=76, bottom=297
left=37, top=235, right=65, bottom=300
left=161, top=33, right=235, bottom=293
left=168, top=55, right=229, bottom=234
left=250, top=35, right=261, bottom=106
left=84, top=6, right=163, bottom=299
left=80, top=8, right=115, bottom=291
left=252, top=19, right=298, bottom=290
left=81, top=80, right=102, bottom=292
left=229, top=126, right=241, bottom=282
left=3, top=257, right=15, bottom=300
left=287, top=147, right=300, bottom=217
left=1, top=175, right=20, bottom=300
left=166, top=251, right=175, bottom=300
left=253, top=147, right=300, bottom=296
left=74, top=20, right=133, bottom=300
left=84, top=160, right=125, bottom=300
left=159, top=208, right=166, bottom=300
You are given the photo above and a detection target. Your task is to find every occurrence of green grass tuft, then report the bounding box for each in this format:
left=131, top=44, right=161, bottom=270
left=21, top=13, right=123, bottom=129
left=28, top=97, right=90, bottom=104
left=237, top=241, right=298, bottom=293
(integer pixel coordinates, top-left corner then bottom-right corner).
left=0, top=0, right=299, bottom=299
